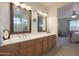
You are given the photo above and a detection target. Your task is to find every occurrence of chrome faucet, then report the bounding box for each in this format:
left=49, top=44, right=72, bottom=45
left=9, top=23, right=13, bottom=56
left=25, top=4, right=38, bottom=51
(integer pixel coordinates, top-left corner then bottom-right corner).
left=23, top=34, right=27, bottom=38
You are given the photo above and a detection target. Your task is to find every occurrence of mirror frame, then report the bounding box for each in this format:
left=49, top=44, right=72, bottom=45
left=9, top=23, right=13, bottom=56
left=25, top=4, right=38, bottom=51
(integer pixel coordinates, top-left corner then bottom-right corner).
left=10, top=3, right=31, bottom=34
left=37, top=13, right=47, bottom=32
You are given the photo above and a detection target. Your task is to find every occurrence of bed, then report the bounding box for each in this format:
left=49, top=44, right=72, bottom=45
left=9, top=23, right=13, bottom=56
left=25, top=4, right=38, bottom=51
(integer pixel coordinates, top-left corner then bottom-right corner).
left=71, top=32, right=79, bottom=43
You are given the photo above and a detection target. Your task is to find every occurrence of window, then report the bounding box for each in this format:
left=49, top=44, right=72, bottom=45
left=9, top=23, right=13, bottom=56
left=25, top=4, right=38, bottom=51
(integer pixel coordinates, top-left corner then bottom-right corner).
left=69, top=20, right=79, bottom=31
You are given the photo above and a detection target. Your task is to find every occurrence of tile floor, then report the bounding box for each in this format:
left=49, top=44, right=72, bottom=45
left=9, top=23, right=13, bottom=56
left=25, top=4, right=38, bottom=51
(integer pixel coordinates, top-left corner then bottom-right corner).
left=43, top=37, right=79, bottom=56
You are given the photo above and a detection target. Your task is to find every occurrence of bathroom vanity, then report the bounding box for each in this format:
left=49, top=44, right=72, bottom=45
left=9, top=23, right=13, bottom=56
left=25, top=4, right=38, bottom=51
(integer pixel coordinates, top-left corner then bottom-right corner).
left=0, top=34, right=56, bottom=56
left=0, top=3, right=56, bottom=56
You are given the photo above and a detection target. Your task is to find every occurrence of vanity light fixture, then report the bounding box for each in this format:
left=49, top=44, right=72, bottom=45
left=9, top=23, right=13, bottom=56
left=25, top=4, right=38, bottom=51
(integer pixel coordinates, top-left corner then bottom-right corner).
left=26, top=6, right=32, bottom=10
left=38, top=11, right=47, bottom=16
left=38, top=11, right=42, bottom=14
left=45, top=13, right=47, bottom=16
left=40, top=11, right=43, bottom=15
left=12, top=2, right=32, bottom=10
left=21, top=3, right=26, bottom=9
left=42, top=13, right=47, bottom=16
left=13, top=2, right=21, bottom=6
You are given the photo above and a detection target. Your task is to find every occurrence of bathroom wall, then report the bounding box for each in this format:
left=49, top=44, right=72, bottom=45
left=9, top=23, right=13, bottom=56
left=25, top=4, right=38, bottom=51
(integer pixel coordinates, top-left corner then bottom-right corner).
left=47, top=8, right=58, bottom=36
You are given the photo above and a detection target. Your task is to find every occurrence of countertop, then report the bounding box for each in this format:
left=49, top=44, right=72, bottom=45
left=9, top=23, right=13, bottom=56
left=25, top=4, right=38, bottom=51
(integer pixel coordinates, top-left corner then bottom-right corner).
left=1, top=32, right=55, bottom=46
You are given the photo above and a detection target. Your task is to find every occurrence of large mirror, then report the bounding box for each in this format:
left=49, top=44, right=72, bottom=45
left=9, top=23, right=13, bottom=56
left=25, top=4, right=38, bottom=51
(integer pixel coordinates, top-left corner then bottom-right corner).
left=10, top=3, right=31, bottom=34
left=37, top=13, right=47, bottom=32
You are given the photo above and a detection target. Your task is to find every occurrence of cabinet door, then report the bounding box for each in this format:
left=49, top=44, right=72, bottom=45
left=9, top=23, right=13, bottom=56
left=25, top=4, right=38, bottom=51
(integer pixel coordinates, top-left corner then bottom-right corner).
left=35, top=38, right=43, bottom=56
left=0, top=43, right=19, bottom=56
left=42, top=37, right=48, bottom=53
left=48, top=36, right=52, bottom=49
left=51, top=35, right=56, bottom=48
left=0, top=47, right=9, bottom=56
left=19, top=40, right=35, bottom=56
left=48, top=35, right=56, bottom=49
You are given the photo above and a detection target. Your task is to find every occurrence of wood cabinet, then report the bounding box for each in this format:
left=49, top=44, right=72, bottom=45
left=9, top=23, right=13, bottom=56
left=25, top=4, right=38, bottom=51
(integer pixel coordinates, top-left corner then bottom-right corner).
left=19, top=40, right=35, bottom=56
left=0, top=43, right=19, bottom=56
left=35, top=38, right=43, bottom=56
left=48, top=35, right=56, bottom=49
left=48, top=36, right=53, bottom=49
left=51, top=35, right=56, bottom=48
left=42, top=37, right=48, bottom=53
left=0, top=34, right=56, bottom=56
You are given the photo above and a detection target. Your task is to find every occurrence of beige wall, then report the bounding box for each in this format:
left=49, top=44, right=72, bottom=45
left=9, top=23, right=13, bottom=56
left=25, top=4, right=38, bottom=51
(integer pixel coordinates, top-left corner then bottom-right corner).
left=0, top=3, right=10, bottom=31
left=0, top=3, right=10, bottom=43
left=47, top=8, right=58, bottom=35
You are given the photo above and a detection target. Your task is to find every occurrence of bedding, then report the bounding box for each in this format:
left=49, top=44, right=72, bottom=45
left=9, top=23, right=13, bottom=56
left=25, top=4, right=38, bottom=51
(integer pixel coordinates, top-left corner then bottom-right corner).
left=71, top=32, right=79, bottom=42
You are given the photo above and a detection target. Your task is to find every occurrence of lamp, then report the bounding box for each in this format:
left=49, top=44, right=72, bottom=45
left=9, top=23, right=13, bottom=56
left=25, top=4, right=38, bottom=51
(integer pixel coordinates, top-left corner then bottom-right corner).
left=71, top=11, right=77, bottom=18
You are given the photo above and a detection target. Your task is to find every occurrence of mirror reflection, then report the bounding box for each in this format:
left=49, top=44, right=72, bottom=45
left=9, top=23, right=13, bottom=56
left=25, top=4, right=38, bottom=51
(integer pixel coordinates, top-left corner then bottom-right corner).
left=38, top=13, right=47, bottom=32
left=10, top=3, right=31, bottom=33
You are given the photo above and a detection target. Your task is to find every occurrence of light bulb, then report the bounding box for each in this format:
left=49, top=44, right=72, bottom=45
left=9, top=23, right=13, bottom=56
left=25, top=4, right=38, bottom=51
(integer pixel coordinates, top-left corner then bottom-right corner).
left=40, top=12, right=43, bottom=15
left=26, top=6, right=32, bottom=10
left=21, top=3, right=26, bottom=8
left=45, top=14, right=47, bottom=16
left=42, top=13, right=47, bottom=16
left=13, top=2, right=20, bottom=6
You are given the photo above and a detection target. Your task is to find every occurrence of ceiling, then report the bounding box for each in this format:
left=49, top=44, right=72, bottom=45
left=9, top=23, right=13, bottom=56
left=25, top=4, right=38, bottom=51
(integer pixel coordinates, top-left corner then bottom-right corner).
left=41, top=2, right=71, bottom=8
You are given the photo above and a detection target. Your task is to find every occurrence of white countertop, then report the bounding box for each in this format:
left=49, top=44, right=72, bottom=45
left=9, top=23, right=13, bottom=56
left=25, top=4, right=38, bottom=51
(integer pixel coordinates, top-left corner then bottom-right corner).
left=1, top=32, right=55, bottom=46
